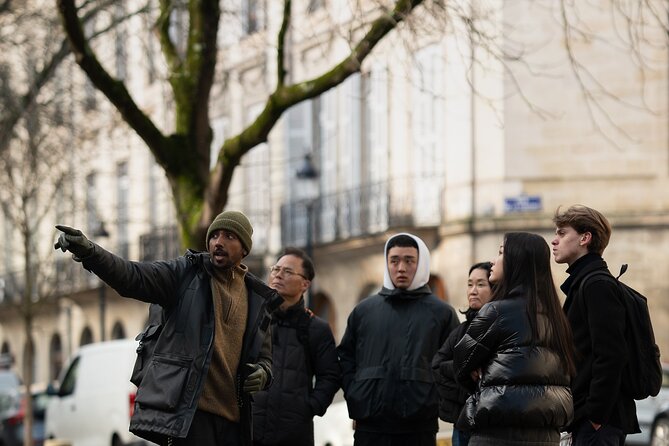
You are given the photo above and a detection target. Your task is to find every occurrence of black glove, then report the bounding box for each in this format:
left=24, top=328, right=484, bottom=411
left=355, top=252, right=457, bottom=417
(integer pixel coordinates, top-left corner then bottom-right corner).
left=54, top=225, right=94, bottom=260
left=243, top=363, right=268, bottom=394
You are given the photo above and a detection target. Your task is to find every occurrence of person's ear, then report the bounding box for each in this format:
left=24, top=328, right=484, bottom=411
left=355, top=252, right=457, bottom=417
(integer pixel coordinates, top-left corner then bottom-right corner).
left=580, top=232, right=592, bottom=246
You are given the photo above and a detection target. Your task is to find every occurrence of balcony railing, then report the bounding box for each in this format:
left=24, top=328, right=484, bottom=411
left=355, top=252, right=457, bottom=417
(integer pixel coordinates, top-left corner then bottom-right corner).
left=139, top=226, right=182, bottom=262
left=281, top=176, right=445, bottom=248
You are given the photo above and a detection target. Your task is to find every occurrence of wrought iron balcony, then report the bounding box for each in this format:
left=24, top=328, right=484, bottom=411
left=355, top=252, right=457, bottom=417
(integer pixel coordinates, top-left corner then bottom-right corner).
left=281, top=176, right=444, bottom=248
left=139, top=226, right=182, bottom=261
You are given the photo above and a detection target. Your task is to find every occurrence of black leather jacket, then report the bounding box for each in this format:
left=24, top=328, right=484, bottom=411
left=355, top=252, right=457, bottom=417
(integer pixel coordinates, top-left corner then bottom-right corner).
left=81, top=246, right=280, bottom=445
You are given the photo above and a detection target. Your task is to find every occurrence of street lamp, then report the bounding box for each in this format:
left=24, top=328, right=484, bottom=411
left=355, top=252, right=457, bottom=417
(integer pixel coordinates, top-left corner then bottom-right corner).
left=94, top=221, right=110, bottom=342
left=295, top=154, right=319, bottom=309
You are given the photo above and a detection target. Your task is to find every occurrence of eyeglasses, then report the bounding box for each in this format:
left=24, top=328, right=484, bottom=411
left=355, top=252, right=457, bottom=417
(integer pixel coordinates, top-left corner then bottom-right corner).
left=269, top=265, right=308, bottom=280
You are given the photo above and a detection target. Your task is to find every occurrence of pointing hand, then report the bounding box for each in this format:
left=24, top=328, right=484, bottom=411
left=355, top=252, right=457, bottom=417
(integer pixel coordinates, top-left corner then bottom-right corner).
left=54, top=225, right=94, bottom=260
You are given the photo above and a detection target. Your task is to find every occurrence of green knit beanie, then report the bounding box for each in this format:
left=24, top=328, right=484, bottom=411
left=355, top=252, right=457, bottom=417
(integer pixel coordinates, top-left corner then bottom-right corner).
left=205, top=210, right=253, bottom=254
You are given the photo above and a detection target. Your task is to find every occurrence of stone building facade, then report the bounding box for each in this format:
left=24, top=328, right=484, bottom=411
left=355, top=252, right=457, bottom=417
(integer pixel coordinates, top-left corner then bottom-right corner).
left=1, top=0, right=667, bottom=385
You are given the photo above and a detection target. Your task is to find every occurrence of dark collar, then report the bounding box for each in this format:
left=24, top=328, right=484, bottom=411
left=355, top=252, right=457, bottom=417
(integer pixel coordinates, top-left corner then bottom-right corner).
left=560, top=252, right=606, bottom=295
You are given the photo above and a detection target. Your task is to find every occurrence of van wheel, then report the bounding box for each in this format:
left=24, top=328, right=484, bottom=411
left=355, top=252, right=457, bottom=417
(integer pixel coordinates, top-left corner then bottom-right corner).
left=652, top=417, right=669, bottom=446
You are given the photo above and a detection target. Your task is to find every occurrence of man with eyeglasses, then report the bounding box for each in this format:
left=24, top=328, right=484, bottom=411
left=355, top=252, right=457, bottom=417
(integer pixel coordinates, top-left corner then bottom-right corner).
left=54, top=210, right=281, bottom=446
left=252, top=247, right=341, bottom=446
left=338, top=233, right=459, bottom=446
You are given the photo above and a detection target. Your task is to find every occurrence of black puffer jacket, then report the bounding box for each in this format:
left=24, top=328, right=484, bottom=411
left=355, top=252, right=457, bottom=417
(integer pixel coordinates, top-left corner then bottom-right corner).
left=453, top=289, right=573, bottom=443
left=80, top=246, right=279, bottom=446
left=431, top=313, right=474, bottom=423
left=252, top=299, right=341, bottom=446
left=338, top=285, right=459, bottom=434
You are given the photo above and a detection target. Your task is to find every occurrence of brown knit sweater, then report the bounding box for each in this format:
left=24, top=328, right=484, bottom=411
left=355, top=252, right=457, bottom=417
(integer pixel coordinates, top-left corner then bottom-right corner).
left=197, top=264, right=248, bottom=421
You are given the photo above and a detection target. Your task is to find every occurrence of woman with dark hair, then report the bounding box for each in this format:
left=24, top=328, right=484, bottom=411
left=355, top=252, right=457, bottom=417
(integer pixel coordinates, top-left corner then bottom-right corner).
left=432, top=262, right=493, bottom=446
left=453, top=232, right=575, bottom=446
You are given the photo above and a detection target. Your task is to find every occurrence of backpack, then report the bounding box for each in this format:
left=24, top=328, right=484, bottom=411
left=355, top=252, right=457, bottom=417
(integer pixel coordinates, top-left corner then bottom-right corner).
left=296, top=308, right=315, bottom=379
left=578, top=264, right=662, bottom=400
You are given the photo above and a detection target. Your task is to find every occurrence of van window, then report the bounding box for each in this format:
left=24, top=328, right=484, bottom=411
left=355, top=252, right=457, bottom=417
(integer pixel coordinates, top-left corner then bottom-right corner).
left=59, top=356, right=80, bottom=397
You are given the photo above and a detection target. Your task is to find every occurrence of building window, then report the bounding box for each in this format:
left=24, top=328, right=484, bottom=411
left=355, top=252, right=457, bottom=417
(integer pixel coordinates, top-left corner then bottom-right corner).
left=143, top=9, right=157, bottom=84
left=83, top=17, right=97, bottom=109
left=85, top=173, right=98, bottom=235
left=243, top=105, right=270, bottom=253
left=361, top=66, right=389, bottom=232
left=148, top=158, right=157, bottom=228
left=411, top=44, right=445, bottom=225
left=117, top=162, right=129, bottom=258
left=168, top=1, right=188, bottom=57
left=210, top=116, right=229, bottom=171
left=2, top=210, right=12, bottom=279
left=49, top=334, right=63, bottom=382
left=79, top=327, right=93, bottom=346
left=111, top=322, right=126, bottom=340
left=114, top=4, right=127, bottom=80
left=242, top=0, right=263, bottom=35
left=312, top=291, right=336, bottom=336
left=22, top=337, right=36, bottom=384
left=307, top=0, right=324, bottom=13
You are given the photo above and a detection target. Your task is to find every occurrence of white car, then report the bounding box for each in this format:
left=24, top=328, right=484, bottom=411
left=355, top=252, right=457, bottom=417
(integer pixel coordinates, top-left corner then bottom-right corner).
left=626, top=365, right=669, bottom=446
left=46, top=339, right=154, bottom=446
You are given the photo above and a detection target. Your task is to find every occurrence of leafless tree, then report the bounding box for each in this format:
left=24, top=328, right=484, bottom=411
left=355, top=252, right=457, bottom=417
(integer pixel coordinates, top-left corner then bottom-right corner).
left=56, top=0, right=669, bottom=249
left=0, top=0, right=149, bottom=155
left=0, top=2, right=137, bottom=443
left=0, top=72, right=76, bottom=446
left=56, top=0, right=442, bottom=248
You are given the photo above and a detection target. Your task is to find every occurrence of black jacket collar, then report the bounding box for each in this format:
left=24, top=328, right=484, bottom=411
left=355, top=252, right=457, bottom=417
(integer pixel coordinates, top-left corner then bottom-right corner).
left=379, top=284, right=432, bottom=300
left=560, top=252, right=607, bottom=296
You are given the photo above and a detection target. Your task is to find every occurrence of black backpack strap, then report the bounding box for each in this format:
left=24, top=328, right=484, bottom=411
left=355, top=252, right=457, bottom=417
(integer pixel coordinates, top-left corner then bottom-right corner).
left=574, top=269, right=616, bottom=317
left=297, top=308, right=315, bottom=381
left=577, top=270, right=616, bottom=296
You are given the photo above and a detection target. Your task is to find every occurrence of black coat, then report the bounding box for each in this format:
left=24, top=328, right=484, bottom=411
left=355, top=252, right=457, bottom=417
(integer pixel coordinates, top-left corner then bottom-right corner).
left=337, top=285, right=459, bottom=434
left=81, top=247, right=278, bottom=445
left=252, top=300, right=341, bottom=446
left=431, top=316, right=472, bottom=423
left=453, top=289, right=573, bottom=443
left=561, top=253, right=639, bottom=434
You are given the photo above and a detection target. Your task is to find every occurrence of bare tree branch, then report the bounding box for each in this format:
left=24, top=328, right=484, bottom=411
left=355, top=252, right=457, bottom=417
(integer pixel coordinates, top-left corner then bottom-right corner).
left=57, top=0, right=176, bottom=169
left=277, top=0, right=291, bottom=86
left=0, top=0, right=140, bottom=155
left=207, top=0, right=425, bottom=220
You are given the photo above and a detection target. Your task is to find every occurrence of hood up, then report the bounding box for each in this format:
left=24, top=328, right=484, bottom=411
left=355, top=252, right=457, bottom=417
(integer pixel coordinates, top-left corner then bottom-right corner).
left=382, top=232, right=431, bottom=291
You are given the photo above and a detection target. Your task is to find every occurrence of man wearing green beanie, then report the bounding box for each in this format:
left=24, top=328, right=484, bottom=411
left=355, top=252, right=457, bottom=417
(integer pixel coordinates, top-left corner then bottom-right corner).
left=205, top=210, right=254, bottom=257
left=55, top=210, right=282, bottom=446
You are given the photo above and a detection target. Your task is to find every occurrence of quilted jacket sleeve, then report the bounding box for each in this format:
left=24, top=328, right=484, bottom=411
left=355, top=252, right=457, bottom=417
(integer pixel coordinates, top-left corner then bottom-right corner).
left=453, top=303, right=500, bottom=392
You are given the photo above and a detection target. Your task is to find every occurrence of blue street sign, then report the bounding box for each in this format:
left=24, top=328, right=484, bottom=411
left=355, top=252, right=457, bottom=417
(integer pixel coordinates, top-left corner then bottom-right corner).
left=504, top=195, right=542, bottom=213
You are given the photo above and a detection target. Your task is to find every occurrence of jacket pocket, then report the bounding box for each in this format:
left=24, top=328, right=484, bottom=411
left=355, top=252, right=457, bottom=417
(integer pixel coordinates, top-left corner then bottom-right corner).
left=346, top=366, right=385, bottom=420
left=130, top=324, right=162, bottom=386
left=135, top=353, right=192, bottom=411
left=395, top=367, right=438, bottom=420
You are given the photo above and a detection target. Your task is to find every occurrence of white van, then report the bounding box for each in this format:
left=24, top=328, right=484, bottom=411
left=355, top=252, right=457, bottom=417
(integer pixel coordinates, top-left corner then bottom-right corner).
left=45, top=339, right=153, bottom=446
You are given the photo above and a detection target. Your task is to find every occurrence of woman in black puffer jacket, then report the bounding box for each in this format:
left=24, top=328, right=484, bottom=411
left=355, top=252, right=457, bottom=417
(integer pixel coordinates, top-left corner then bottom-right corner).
left=453, top=232, right=575, bottom=446
left=432, top=262, right=492, bottom=446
